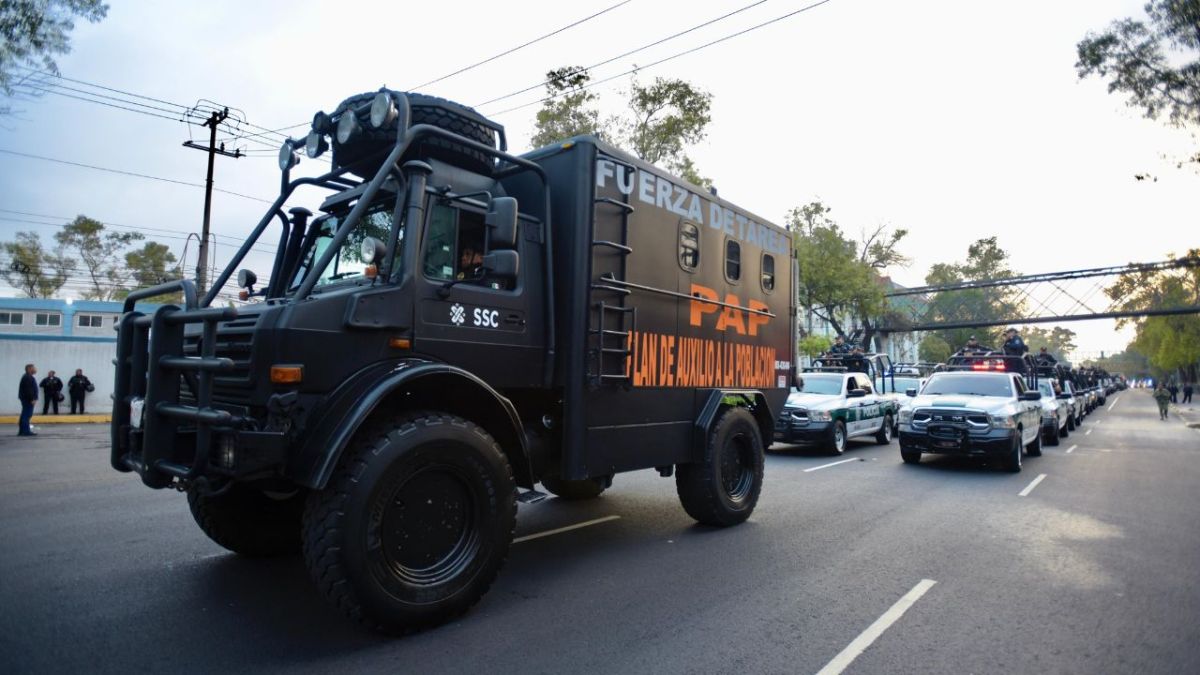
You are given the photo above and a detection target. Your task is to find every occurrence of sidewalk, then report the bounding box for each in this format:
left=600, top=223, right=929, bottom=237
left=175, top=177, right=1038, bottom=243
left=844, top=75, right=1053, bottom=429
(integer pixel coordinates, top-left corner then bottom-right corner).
left=0, top=413, right=110, bottom=424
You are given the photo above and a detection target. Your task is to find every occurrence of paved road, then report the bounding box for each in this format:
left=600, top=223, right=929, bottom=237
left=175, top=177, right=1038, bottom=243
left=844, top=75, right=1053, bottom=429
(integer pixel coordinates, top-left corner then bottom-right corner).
left=1, top=392, right=1198, bottom=674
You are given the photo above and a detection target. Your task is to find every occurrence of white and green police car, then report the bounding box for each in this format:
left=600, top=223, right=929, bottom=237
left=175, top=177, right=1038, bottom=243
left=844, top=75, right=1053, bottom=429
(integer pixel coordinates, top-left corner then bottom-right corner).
left=774, top=372, right=898, bottom=454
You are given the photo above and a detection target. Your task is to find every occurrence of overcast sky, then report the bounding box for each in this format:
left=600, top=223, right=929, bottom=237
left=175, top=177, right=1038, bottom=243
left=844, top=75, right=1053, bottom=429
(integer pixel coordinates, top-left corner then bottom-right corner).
left=0, top=0, right=1195, bottom=356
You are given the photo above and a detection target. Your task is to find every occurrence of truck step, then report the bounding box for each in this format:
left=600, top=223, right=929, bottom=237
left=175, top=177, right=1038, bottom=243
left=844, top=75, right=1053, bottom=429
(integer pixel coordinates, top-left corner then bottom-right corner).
left=516, top=489, right=549, bottom=504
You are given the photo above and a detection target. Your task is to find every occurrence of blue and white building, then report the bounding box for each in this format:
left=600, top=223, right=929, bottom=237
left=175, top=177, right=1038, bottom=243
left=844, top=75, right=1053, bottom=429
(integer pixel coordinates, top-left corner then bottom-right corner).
left=0, top=297, right=158, bottom=415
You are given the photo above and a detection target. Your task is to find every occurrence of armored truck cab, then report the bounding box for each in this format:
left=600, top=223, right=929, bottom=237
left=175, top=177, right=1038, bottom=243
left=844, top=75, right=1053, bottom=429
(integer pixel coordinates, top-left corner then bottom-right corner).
left=111, top=90, right=794, bottom=633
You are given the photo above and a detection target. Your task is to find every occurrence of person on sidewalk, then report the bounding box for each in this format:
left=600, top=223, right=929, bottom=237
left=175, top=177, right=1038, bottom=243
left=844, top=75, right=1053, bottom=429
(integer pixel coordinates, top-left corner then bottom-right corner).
left=1153, top=382, right=1171, bottom=420
left=68, top=369, right=93, bottom=414
left=39, top=370, right=63, bottom=415
left=1184, top=382, right=1194, bottom=404
left=18, top=364, right=38, bottom=436
left=1168, top=382, right=1179, bottom=404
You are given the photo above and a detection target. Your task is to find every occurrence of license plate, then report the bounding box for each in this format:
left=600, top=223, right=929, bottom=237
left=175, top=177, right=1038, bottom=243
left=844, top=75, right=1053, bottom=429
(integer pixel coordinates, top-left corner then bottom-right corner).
left=933, top=439, right=959, bottom=449
left=129, top=398, right=145, bottom=429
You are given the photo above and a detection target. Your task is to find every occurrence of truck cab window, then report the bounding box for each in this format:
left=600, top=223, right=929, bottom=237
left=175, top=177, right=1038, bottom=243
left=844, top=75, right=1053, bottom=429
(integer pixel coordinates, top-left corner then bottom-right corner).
left=290, top=203, right=398, bottom=292
left=679, top=221, right=700, bottom=272
left=725, top=239, right=741, bottom=282
left=423, top=203, right=511, bottom=289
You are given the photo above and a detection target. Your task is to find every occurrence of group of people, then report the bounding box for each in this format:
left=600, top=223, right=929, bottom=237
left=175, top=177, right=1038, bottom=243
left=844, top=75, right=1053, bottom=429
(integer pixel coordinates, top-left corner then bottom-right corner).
left=16, top=364, right=93, bottom=437
left=822, top=335, right=869, bottom=373
left=956, top=328, right=1037, bottom=359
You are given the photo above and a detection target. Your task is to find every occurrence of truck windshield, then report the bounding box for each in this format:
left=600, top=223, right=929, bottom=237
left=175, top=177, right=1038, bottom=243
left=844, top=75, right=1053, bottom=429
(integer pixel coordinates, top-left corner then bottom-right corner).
left=921, top=374, right=1013, bottom=398
left=290, top=202, right=400, bottom=292
left=796, top=375, right=843, bottom=395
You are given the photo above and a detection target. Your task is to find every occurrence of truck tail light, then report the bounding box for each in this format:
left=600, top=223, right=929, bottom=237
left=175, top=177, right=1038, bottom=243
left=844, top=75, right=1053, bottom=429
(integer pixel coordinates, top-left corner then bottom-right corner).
left=270, top=365, right=304, bottom=384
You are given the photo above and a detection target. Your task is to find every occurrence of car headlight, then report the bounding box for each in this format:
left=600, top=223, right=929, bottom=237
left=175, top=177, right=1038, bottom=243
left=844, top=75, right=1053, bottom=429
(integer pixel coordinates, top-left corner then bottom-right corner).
left=989, top=415, right=1016, bottom=428
left=898, top=409, right=913, bottom=425
left=810, top=410, right=832, bottom=422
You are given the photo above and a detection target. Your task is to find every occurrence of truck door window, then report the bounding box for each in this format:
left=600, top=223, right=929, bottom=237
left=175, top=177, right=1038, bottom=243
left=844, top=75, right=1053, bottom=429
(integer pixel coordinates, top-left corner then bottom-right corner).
left=423, top=202, right=511, bottom=289
left=725, top=239, right=741, bottom=282
left=761, top=253, right=775, bottom=292
left=679, top=221, right=700, bottom=272
left=845, top=377, right=857, bottom=392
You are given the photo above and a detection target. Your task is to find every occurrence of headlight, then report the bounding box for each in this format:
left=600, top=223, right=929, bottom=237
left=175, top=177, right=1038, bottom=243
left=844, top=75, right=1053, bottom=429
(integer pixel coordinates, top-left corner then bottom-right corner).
left=305, top=131, right=328, bottom=159
left=277, top=140, right=299, bottom=170
left=809, top=410, right=832, bottom=422
left=370, top=91, right=397, bottom=128
left=898, top=409, right=913, bottom=425
left=989, top=415, right=1016, bottom=428
left=336, top=111, right=360, bottom=144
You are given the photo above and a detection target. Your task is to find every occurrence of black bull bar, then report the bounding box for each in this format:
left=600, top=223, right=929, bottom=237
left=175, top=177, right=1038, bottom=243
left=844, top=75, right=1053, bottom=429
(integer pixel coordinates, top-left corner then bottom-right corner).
left=110, top=279, right=243, bottom=488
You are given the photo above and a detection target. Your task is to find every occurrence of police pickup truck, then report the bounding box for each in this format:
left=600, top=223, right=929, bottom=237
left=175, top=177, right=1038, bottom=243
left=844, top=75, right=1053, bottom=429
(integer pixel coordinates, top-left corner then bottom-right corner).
left=775, top=371, right=897, bottom=454
left=898, top=368, right=1044, bottom=472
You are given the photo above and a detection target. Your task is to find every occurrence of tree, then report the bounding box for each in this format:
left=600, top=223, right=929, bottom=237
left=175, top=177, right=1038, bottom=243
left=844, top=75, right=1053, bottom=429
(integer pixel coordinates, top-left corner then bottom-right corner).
left=855, top=223, right=910, bottom=350
left=618, top=75, right=713, bottom=188
left=530, top=66, right=608, bottom=148
left=54, top=215, right=142, bottom=300
left=530, top=66, right=714, bottom=187
left=1077, top=0, right=1200, bottom=169
left=920, top=237, right=1023, bottom=351
left=121, top=241, right=181, bottom=303
left=798, top=334, right=831, bottom=359
left=1022, top=326, right=1079, bottom=361
left=0, top=230, right=70, bottom=297
left=918, top=334, right=952, bottom=363
left=1105, top=249, right=1200, bottom=380
left=0, top=1, right=109, bottom=114
left=787, top=201, right=891, bottom=344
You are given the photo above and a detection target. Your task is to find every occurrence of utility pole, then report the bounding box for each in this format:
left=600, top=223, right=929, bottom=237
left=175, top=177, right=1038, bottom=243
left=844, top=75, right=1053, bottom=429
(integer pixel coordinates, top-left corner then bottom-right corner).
left=183, top=107, right=242, bottom=294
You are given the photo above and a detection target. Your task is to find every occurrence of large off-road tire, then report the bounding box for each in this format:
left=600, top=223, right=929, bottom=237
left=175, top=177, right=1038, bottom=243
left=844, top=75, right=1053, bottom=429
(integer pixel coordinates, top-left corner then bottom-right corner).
left=540, top=474, right=607, bottom=500
left=331, top=91, right=498, bottom=177
left=676, top=407, right=764, bottom=527
left=187, top=483, right=306, bottom=557
left=302, top=412, right=516, bottom=634
left=875, top=414, right=894, bottom=445
left=829, top=420, right=848, bottom=455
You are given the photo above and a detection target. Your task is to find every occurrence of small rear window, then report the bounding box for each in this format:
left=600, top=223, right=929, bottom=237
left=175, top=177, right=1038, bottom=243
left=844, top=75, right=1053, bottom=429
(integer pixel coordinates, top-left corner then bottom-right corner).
left=679, top=222, right=700, bottom=272
left=725, top=239, right=741, bottom=282
left=761, top=254, right=775, bottom=292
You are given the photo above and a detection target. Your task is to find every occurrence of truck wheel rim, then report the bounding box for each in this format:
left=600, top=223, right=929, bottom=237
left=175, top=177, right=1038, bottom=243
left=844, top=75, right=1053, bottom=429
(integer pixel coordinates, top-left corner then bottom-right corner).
left=720, top=430, right=755, bottom=503
left=835, top=425, right=845, bottom=451
left=883, top=419, right=892, bottom=441
left=378, top=464, right=480, bottom=587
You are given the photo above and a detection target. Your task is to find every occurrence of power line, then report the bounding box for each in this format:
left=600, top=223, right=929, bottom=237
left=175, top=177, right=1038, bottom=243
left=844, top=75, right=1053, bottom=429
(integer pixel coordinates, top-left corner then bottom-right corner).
left=474, top=0, right=769, bottom=108
left=409, top=1, right=634, bottom=90
left=0, top=148, right=274, bottom=204
left=487, top=0, right=835, bottom=116
left=0, top=208, right=266, bottom=247
left=9, top=83, right=196, bottom=124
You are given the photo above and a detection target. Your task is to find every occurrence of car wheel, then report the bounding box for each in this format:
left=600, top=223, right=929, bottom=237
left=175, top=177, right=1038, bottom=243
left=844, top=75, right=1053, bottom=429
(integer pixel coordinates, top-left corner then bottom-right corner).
left=875, top=414, right=894, bottom=445
left=829, top=420, right=847, bottom=455
left=1027, top=427, right=1044, bottom=456
left=900, top=448, right=921, bottom=464
left=675, top=406, right=764, bottom=527
left=1045, top=422, right=1060, bottom=446
left=1066, top=414, right=1075, bottom=431
left=1007, top=432, right=1023, bottom=472
left=302, top=411, right=516, bottom=634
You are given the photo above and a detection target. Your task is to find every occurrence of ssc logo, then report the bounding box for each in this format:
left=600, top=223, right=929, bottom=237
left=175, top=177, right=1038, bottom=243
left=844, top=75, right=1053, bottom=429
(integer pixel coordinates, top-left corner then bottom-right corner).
left=450, top=303, right=466, bottom=326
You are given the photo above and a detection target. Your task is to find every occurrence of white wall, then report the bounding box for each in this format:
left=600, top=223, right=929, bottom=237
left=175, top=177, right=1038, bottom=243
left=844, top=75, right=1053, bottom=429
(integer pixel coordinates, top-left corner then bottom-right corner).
left=0, top=339, right=116, bottom=414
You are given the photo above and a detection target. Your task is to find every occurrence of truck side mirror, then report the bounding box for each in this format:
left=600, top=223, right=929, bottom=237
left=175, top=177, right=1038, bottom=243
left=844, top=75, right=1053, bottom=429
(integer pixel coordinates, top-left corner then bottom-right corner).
left=905, top=388, right=917, bottom=397
left=848, top=388, right=867, bottom=398
left=482, top=249, right=519, bottom=281
left=486, top=197, right=519, bottom=249
left=1021, top=391, right=1042, bottom=401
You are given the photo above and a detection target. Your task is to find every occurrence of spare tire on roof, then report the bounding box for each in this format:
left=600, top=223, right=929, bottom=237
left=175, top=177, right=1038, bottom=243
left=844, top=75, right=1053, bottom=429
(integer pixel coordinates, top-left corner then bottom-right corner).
left=330, top=90, right=500, bottom=178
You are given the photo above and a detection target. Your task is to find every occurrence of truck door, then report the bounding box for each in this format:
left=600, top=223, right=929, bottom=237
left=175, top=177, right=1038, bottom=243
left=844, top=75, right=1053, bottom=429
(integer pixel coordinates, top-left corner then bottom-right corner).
left=413, top=198, right=544, bottom=388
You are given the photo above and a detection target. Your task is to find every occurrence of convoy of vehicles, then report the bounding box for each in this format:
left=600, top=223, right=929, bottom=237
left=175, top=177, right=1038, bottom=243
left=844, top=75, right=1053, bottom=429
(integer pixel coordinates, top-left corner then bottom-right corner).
left=111, top=89, right=794, bottom=633
left=774, top=369, right=898, bottom=454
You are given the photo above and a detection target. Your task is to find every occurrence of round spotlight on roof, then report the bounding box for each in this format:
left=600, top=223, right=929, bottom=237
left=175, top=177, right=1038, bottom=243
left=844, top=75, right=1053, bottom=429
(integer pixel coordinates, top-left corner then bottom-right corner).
left=305, top=131, right=328, bottom=159
left=278, top=140, right=300, bottom=171
left=312, top=110, right=333, bottom=135
left=369, top=91, right=397, bottom=129
left=336, top=111, right=360, bottom=144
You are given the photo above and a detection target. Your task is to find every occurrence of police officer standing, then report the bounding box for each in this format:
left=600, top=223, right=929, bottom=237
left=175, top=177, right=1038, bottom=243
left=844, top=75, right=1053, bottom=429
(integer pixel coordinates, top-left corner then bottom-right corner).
left=960, top=335, right=992, bottom=355
left=39, top=370, right=63, bottom=415
left=17, top=364, right=38, bottom=436
left=68, top=369, right=93, bottom=414
left=1035, top=347, right=1057, bottom=366
left=1002, top=328, right=1028, bottom=357
left=829, top=334, right=851, bottom=354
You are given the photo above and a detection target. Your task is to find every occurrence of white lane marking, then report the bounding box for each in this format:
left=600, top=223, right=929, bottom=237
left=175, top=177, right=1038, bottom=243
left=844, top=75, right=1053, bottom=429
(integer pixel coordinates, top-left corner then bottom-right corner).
left=1108, top=395, right=1121, bottom=411
left=1018, top=473, right=1048, bottom=497
left=816, top=579, right=938, bottom=675
left=1066, top=444, right=1078, bottom=454
left=512, top=515, right=621, bottom=544
left=804, top=458, right=859, bottom=473
left=1085, top=428, right=1093, bottom=436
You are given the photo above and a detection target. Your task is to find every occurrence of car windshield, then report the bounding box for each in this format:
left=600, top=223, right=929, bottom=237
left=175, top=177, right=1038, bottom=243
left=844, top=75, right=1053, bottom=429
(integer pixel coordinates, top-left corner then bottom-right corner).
left=795, top=375, right=843, bottom=395
left=885, top=377, right=920, bottom=393
left=290, top=202, right=401, bottom=293
left=921, top=374, right=1013, bottom=398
